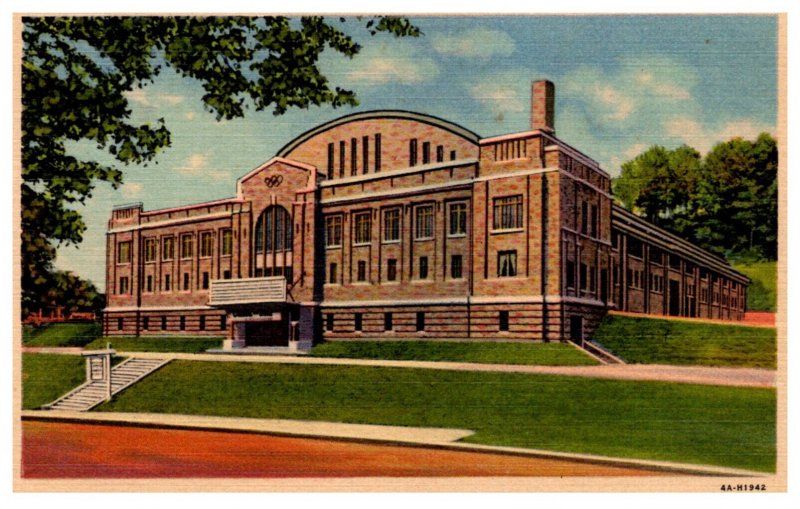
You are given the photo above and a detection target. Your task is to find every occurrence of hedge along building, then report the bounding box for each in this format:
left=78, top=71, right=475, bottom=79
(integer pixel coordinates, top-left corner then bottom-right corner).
left=103, top=81, right=749, bottom=347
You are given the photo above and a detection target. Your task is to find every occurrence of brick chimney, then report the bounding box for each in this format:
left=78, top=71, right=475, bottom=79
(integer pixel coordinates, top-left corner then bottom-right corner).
left=531, top=80, right=555, bottom=133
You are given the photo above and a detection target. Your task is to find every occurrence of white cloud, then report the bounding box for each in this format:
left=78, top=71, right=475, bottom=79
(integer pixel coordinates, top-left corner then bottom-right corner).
left=431, top=29, right=515, bottom=60
left=591, top=83, right=635, bottom=121
left=157, top=94, right=185, bottom=105
left=664, top=116, right=773, bottom=154
left=176, top=153, right=210, bottom=176
left=185, top=111, right=197, bottom=120
left=469, top=81, right=526, bottom=114
left=347, top=45, right=438, bottom=84
left=122, top=182, right=144, bottom=198
left=125, top=88, right=151, bottom=106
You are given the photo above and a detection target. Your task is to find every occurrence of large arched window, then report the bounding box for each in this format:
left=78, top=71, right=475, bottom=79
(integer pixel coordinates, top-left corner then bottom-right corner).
left=255, top=206, right=292, bottom=254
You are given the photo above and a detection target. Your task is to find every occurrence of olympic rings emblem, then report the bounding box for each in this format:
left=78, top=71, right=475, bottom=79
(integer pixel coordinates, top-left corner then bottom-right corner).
left=264, top=175, right=283, bottom=188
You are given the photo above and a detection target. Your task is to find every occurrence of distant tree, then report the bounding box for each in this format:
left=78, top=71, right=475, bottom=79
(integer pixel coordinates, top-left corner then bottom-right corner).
left=21, top=16, right=421, bottom=313
left=613, top=145, right=702, bottom=235
left=692, top=133, right=778, bottom=260
left=613, top=133, right=777, bottom=261
left=23, top=270, right=105, bottom=318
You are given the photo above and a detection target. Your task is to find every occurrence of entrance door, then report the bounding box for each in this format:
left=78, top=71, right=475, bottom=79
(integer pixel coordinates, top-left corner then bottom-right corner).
left=569, top=315, right=584, bottom=344
left=669, top=280, right=680, bottom=316
left=245, top=320, right=288, bottom=346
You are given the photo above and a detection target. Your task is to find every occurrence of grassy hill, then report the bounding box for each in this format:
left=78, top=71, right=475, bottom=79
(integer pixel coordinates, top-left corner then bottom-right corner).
left=22, top=322, right=102, bottom=348
left=590, top=314, right=776, bottom=368
left=732, top=260, right=777, bottom=312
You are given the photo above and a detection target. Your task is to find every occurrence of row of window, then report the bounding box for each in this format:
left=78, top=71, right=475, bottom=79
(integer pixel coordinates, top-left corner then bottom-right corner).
left=117, top=269, right=233, bottom=295
left=325, top=250, right=517, bottom=284
left=565, top=260, right=596, bottom=293
left=324, top=310, right=511, bottom=333
left=327, top=134, right=382, bottom=179
left=118, top=229, right=233, bottom=264
left=409, top=138, right=457, bottom=167
left=324, top=196, right=522, bottom=248
left=115, top=314, right=226, bottom=331
left=580, top=201, right=600, bottom=239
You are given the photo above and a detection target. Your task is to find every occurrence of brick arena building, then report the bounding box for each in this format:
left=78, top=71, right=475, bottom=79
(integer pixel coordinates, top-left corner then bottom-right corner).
left=103, top=81, right=749, bottom=348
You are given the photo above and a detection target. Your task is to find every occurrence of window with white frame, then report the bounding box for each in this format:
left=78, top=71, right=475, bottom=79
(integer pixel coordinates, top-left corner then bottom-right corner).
left=383, top=208, right=401, bottom=242
left=415, top=205, right=434, bottom=240
left=493, top=195, right=523, bottom=231
left=325, top=215, right=342, bottom=247
left=449, top=202, right=467, bottom=236
left=354, top=212, right=371, bottom=245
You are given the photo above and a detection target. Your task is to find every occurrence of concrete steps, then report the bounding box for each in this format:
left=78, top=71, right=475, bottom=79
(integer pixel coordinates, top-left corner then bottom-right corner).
left=44, top=357, right=170, bottom=412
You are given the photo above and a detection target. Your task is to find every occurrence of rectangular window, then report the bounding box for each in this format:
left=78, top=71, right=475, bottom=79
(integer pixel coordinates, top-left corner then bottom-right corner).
left=199, top=315, right=206, bottom=331
left=181, top=234, right=193, bottom=259
left=436, top=145, right=444, bottom=163
left=581, top=201, right=589, bottom=235
left=418, top=256, right=429, bottom=279
left=362, top=136, right=369, bottom=174
left=451, top=254, right=463, bottom=279
left=328, top=263, right=338, bottom=284
left=202, top=271, right=209, bottom=289
left=142, top=316, right=149, bottom=330
left=146, top=275, right=153, bottom=293
left=384, top=312, right=393, bottom=331
left=325, top=215, right=342, bottom=247
left=589, top=266, right=597, bottom=292
left=351, top=137, right=358, bottom=175
left=415, top=205, right=434, bottom=240
left=409, top=139, right=418, bottom=166
left=354, top=313, right=363, bottom=332
left=200, top=231, right=213, bottom=257
left=221, top=229, right=232, bottom=256
left=387, top=259, right=397, bottom=281
left=183, top=272, right=189, bottom=290
left=374, top=133, right=381, bottom=172
left=220, top=314, right=227, bottom=330
left=499, top=311, right=509, bottom=332
left=117, top=317, right=123, bottom=331
left=493, top=195, right=523, bottom=230
left=326, top=313, right=334, bottom=332
left=497, top=250, right=517, bottom=277
left=357, top=260, right=367, bottom=282
left=179, top=316, right=185, bottom=331
left=416, top=312, right=425, bottom=332
left=628, top=237, right=643, bottom=258
left=161, top=315, right=167, bottom=330
left=450, top=150, right=456, bottom=161
left=580, top=263, right=588, bottom=291
left=354, top=212, right=371, bottom=245
left=327, top=142, right=334, bottom=179
left=383, top=208, right=401, bottom=242
left=162, top=237, right=174, bottom=261
left=567, top=260, right=576, bottom=289
left=590, top=204, right=598, bottom=238
left=223, top=270, right=231, bottom=280
left=164, top=274, right=171, bottom=291
left=339, top=140, right=345, bottom=178
left=144, top=238, right=157, bottom=262
left=117, top=241, right=131, bottom=264
left=422, top=141, right=430, bottom=164
left=118, top=276, right=129, bottom=294
left=449, top=202, right=467, bottom=236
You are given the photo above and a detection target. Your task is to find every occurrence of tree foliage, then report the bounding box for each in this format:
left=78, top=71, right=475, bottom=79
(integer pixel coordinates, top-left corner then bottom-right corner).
left=21, top=15, right=420, bottom=313
left=612, top=133, right=778, bottom=261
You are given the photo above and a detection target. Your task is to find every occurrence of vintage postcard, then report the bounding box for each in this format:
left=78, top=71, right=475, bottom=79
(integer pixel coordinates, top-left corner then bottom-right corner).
left=12, top=11, right=787, bottom=492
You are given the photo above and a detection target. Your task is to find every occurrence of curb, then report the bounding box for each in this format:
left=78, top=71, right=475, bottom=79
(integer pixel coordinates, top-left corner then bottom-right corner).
left=21, top=410, right=768, bottom=478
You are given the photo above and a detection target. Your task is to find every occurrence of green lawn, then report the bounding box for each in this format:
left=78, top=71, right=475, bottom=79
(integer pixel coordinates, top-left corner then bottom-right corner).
left=591, top=314, right=776, bottom=368
left=84, top=336, right=224, bottom=353
left=96, top=360, right=776, bottom=472
left=732, top=261, right=777, bottom=312
left=22, top=353, right=86, bottom=409
left=310, top=340, right=598, bottom=366
left=22, top=322, right=102, bottom=348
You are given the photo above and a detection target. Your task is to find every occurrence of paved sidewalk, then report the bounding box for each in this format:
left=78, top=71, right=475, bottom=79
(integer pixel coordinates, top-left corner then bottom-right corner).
left=21, top=410, right=767, bottom=477
left=22, top=347, right=776, bottom=387
left=124, top=351, right=776, bottom=388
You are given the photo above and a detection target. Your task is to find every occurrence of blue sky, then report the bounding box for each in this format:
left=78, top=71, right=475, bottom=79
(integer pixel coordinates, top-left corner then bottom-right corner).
left=53, top=15, right=779, bottom=288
